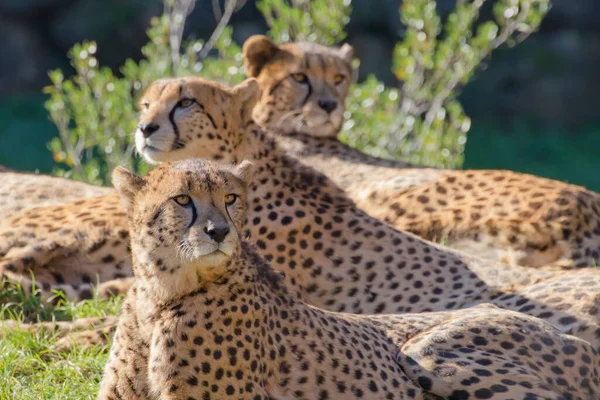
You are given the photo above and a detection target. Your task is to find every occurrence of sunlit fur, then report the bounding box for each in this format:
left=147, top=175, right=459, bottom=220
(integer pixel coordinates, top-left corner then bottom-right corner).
left=112, top=159, right=253, bottom=302
left=135, top=77, right=259, bottom=164
left=243, top=35, right=353, bottom=137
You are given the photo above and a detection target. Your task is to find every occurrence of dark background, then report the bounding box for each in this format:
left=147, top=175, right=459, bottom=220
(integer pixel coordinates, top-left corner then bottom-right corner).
left=1, top=0, right=599, bottom=189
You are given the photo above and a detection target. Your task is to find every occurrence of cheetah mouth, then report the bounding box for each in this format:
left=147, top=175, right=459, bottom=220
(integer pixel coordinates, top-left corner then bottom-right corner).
left=190, top=246, right=233, bottom=260
left=141, top=144, right=163, bottom=154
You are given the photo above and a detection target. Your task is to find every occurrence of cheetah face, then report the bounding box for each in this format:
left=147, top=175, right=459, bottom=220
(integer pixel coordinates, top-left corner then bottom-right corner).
left=243, top=35, right=354, bottom=137
left=135, top=77, right=260, bottom=165
left=112, top=159, right=254, bottom=274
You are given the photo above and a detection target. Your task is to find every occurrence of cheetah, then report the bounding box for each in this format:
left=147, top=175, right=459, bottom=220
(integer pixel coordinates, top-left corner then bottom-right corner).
left=0, top=170, right=113, bottom=219
left=0, top=191, right=132, bottom=302
left=4, top=76, right=600, bottom=352
left=99, top=158, right=600, bottom=400
left=243, top=34, right=600, bottom=270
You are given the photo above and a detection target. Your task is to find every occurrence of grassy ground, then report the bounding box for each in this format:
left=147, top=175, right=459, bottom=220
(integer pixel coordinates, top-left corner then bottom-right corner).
left=0, top=284, right=122, bottom=400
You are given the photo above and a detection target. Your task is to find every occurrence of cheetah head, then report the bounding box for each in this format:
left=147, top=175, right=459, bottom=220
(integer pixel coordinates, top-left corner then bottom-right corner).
left=112, top=159, right=254, bottom=288
left=243, top=35, right=354, bottom=137
left=135, top=77, right=260, bottom=164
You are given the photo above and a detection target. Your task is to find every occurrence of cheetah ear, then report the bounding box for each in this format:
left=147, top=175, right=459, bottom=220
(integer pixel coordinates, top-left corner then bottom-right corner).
left=231, top=78, right=260, bottom=123
left=112, top=166, right=145, bottom=213
left=243, top=35, right=281, bottom=77
left=234, top=160, right=255, bottom=185
left=339, top=43, right=354, bottom=62
left=338, top=43, right=357, bottom=82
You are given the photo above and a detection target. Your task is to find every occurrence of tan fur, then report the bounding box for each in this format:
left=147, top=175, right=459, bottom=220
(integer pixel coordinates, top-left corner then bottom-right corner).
left=99, top=159, right=600, bottom=400
left=3, top=77, right=600, bottom=354
left=0, top=193, right=132, bottom=301
left=351, top=169, right=600, bottom=270
left=0, top=171, right=113, bottom=219
left=244, top=35, right=353, bottom=138
left=246, top=36, right=600, bottom=270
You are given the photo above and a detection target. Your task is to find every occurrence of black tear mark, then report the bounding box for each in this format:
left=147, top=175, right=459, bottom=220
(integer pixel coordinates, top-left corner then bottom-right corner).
left=268, top=78, right=284, bottom=95
left=206, top=113, right=217, bottom=129
left=188, top=201, right=197, bottom=230
left=168, top=104, right=182, bottom=150
left=159, top=82, right=169, bottom=95
left=301, top=80, right=313, bottom=106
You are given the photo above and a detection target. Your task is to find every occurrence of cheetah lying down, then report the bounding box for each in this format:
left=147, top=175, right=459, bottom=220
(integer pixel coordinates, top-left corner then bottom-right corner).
left=3, top=35, right=599, bottom=272
left=243, top=34, right=600, bottom=270
left=99, top=159, right=600, bottom=400
left=2, top=77, right=600, bottom=352
left=0, top=171, right=113, bottom=219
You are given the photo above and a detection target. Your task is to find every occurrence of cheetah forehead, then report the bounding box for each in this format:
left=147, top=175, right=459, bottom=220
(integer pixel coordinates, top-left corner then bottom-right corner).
left=271, top=42, right=353, bottom=77
left=146, top=160, right=245, bottom=194
left=140, top=76, right=231, bottom=109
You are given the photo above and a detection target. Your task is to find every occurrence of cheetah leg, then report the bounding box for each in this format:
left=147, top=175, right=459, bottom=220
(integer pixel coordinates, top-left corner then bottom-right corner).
left=518, top=240, right=574, bottom=269
left=1, top=270, right=83, bottom=301
left=1, top=315, right=118, bottom=351
left=0, top=239, right=75, bottom=275
left=0, top=237, right=133, bottom=301
left=53, top=320, right=118, bottom=352
left=1, top=270, right=131, bottom=302
left=98, top=296, right=149, bottom=399
left=1, top=316, right=117, bottom=336
left=96, top=276, right=135, bottom=298
left=397, top=306, right=599, bottom=399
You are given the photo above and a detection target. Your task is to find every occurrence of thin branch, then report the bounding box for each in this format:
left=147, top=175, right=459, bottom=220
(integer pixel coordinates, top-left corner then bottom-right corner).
left=212, top=0, right=222, bottom=20
left=198, top=0, right=238, bottom=60
left=165, top=0, right=195, bottom=73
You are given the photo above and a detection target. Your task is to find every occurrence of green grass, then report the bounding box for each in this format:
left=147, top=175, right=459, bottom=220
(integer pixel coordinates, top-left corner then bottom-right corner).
left=0, top=283, right=122, bottom=400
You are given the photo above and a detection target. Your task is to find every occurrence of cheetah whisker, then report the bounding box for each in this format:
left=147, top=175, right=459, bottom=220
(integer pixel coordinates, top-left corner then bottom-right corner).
left=276, top=110, right=302, bottom=129
left=292, top=115, right=306, bottom=132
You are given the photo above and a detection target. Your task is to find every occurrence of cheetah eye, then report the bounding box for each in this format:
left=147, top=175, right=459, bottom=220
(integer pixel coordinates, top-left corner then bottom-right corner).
left=334, top=74, right=346, bottom=85
left=224, top=194, right=238, bottom=206
left=291, top=73, right=309, bottom=84
left=178, top=98, right=195, bottom=109
left=173, top=195, right=191, bottom=206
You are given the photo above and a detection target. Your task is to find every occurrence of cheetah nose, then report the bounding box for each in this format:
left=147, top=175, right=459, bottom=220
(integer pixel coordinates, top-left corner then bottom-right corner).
left=204, top=223, right=230, bottom=244
left=139, top=122, right=160, bottom=138
left=318, top=99, right=337, bottom=114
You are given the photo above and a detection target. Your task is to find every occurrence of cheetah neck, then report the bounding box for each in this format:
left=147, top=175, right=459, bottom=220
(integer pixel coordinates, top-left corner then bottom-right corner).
left=224, top=122, right=506, bottom=314
left=131, top=243, right=245, bottom=305
left=275, top=132, right=418, bottom=169
left=233, top=122, right=351, bottom=204
left=133, top=242, right=407, bottom=398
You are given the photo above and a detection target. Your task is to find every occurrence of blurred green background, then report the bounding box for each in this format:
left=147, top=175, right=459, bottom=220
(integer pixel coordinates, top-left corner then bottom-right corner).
left=0, top=0, right=598, bottom=190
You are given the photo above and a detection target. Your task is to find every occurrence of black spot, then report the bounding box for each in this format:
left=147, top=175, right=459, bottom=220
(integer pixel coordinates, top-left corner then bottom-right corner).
left=449, top=390, right=470, bottom=400
left=473, top=336, right=488, bottom=346
left=187, top=376, right=198, bottom=386
left=474, top=388, right=493, bottom=399
left=417, top=376, right=432, bottom=391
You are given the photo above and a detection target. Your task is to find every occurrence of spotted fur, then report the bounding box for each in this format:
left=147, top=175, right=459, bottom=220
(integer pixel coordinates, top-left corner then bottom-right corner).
left=99, top=159, right=600, bottom=400
left=0, top=171, right=112, bottom=219
left=245, top=36, right=600, bottom=270
left=3, top=77, right=600, bottom=351
left=243, top=35, right=353, bottom=138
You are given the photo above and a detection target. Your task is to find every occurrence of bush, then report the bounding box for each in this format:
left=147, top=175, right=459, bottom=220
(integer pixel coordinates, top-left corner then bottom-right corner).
left=45, top=0, right=549, bottom=185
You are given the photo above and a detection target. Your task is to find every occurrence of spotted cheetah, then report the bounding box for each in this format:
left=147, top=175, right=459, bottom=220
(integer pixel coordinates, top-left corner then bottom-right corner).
left=0, top=192, right=132, bottom=302
left=4, top=76, right=600, bottom=352
left=0, top=170, right=113, bottom=219
left=99, top=158, right=600, bottom=400
left=244, top=34, right=600, bottom=270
